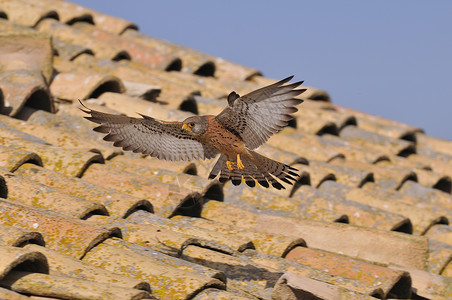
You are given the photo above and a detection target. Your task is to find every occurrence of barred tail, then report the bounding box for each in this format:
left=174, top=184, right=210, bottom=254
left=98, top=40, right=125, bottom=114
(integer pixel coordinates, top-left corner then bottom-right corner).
left=208, top=152, right=299, bottom=190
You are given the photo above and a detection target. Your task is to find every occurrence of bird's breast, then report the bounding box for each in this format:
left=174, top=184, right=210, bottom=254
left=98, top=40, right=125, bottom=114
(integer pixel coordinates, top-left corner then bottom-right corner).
left=199, top=116, right=245, bottom=156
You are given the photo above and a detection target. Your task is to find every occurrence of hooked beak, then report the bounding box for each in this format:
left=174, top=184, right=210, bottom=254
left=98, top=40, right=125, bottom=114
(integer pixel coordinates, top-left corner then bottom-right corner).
left=182, top=124, right=190, bottom=131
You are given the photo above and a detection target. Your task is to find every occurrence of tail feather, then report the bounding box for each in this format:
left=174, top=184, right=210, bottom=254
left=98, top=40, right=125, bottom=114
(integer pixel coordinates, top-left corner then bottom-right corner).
left=208, top=152, right=299, bottom=190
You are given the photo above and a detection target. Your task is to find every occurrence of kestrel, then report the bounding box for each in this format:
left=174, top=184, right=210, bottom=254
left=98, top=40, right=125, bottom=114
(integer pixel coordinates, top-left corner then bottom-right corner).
left=81, top=76, right=305, bottom=189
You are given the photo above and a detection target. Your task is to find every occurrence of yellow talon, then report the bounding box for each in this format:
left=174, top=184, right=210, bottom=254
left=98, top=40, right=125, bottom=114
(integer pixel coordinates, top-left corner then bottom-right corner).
left=226, top=160, right=235, bottom=171
left=236, top=154, right=245, bottom=170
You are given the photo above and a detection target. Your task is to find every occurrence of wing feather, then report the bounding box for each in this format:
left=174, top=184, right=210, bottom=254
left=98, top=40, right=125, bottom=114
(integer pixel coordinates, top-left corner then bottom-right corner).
left=80, top=101, right=217, bottom=161
left=215, top=76, right=305, bottom=149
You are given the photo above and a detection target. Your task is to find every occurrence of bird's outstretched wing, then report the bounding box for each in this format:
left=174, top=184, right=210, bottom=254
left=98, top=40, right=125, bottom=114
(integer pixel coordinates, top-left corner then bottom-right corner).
left=215, top=76, right=305, bottom=150
left=80, top=101, right=217, bottom=161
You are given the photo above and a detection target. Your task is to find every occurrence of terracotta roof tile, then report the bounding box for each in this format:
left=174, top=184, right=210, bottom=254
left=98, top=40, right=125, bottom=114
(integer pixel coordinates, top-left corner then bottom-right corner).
left=192, top=288, right=253, bottom=299
left=2, top=170, right=109, bottom=218
left=427, top=240, right=452, bottom=274
left=121, top=29, right=261, bottom=80
left=0, top=245, right=48, bottom=281
left=82, top=237, right=225, bottom=299
left=3, top=139, right=103, bottom=177
left=399, top=180, right=452, bottom=212
left=172, top=215, right=306, bottom=257
left=272, top=272, right=375, bottom=300
left=0, top=32, right=53, bottom=117
left=335, top=104, right=424, bottom=139
left=51, top=36, right=94, bottom=60
left=32, top=0, right=94, bottom=25
left=74, top=22, right=178, bottom=70
left=339, top=125, right=416, bottom=157
left=15, top=163, right=153, bottom=218
left=0, top=0, right=58, bottom=28
left=320, top=181, right=448, bottom=235
left=425, top=224, right=452, bottom=245
left=0, top=287, right=30, bottom=300
left=126, top=211, right=253, bottom=253
left=0, top=145, right=42, bottom=172
left=284, top=247, right=412, bottom=298
left=1, top=0, right=451, bottom=297
left=0, top=198, right=116, bottom=258
left=389, top=264, right=452, bottom=299
left=81, top=163, right=203, bottom=217
left=3, top=271, right=152, bottom=299
left=245, top=249, right=408, bottom=298
left=0, top=224, right=44, bottom=247
left=37, top=18, right=131, bottom=61
left=24, top=244, right=150, bottom=291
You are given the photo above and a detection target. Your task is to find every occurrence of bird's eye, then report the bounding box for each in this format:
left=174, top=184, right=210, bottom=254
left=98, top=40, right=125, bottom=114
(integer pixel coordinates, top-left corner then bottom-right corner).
left=189, top=122, right=195, bottom=127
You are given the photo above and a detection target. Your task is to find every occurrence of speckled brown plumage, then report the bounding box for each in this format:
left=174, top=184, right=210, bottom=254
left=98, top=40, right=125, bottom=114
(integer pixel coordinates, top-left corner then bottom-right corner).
left=81, top=76, right=305, bottom=189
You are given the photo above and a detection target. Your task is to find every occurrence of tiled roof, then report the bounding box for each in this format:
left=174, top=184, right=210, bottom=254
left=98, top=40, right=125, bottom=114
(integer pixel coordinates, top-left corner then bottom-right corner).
left=0, top=0, right=451, bottom=299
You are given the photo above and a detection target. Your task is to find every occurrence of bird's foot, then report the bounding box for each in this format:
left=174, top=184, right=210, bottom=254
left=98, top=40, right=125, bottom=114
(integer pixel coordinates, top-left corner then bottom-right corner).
left=236, top=154, right=245, bottom=170
left=226, top=160, right=235, bottom=171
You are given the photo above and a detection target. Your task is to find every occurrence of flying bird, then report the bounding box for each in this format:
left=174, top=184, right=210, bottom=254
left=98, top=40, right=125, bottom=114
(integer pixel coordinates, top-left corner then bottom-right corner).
left=81, top=76, right=305, bottom=189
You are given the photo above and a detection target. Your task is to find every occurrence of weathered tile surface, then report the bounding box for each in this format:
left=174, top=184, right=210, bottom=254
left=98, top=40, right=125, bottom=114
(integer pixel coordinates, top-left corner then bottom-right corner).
left=0, top=0, right=451, bottom=299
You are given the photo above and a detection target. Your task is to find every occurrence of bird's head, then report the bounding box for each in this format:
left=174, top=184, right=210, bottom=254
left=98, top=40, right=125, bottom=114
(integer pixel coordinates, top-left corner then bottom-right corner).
left=182, top=116, right=207, bottom=136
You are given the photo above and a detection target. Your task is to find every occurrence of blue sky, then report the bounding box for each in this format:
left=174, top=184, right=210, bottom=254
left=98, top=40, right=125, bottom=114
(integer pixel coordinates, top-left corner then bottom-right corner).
left=72, top=1, right=452, bottom=140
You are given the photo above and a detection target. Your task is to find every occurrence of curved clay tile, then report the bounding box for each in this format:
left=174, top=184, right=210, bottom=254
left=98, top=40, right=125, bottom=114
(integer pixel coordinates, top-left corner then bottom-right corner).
left=172, top=215, right=307, bottom=258
left=227, top=181, right=410, bottom=233
left=319, top=181, right=449, bottom=235
left=332, top=159, right=418, bottom=191
left=309, top=159, right=374, bottom=187
left=202, top=203, right=430, bottom=269
left=0, top=198, right=118, bottom=259
left=0, top=145, right=42, bottom=172
left=24, top=244, right=151, bottom=292
left=0, top=113, right=118, bottom=158
left=51, top=37, right=94, bottom=61
left=122, top=30, right=218, bottom=76
left=399, top=181, right=452, bottom=214
left=82, top=237, right=226, bottom=299
left=2, top=170, right=108, bottom=219
left=121, top=81, right=161, bottom=101
left=0, top=31, right=54, bottom=116
left=0, top=0, right=58, bottom=27
left=2, top=139, right=103, bottom=177
left=33, top=0, right=94, bottom=25
left=269, top=128, right=345, bottom=162
left=89, top=9, right=138, bottom=35
left=425, top=224, right=452, bottom=247
left=336, top=104, right=424, bottom=139
left=72, top=54, right=208, bottom=109
left=272, top=272, right=375, bottom=300
left=37, top=19, right=130, bottom=61
left=389, top=264, right=452, bottom=299
left=0, top=246, right=48, bottom=281
left=416, top=132, right=452, bottom=158
left=2, top=271, right=151, bottom=299
left=15, top=163, right=154, bottom=219
left=194, top=289, right=254, bottom=299
left=426, top=240, right=452, bottom=275
left=73, top=22, right=182, bottom=70
left=0, top=224, right=44, bottom=247
left=81, top=163, right=204, bottom=217
left=0, top=72, right=53, bottom=117
left=283, top=249, right=413, bottom=299
left=50, top=71, right=124, bottom=101
left=107, top=163, right=223, bottom=202
left=126, top=210, right=254, bottom=253
left=321, top=133, right=390, bottom=164
left=339, top=125, right=417, bottom=157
